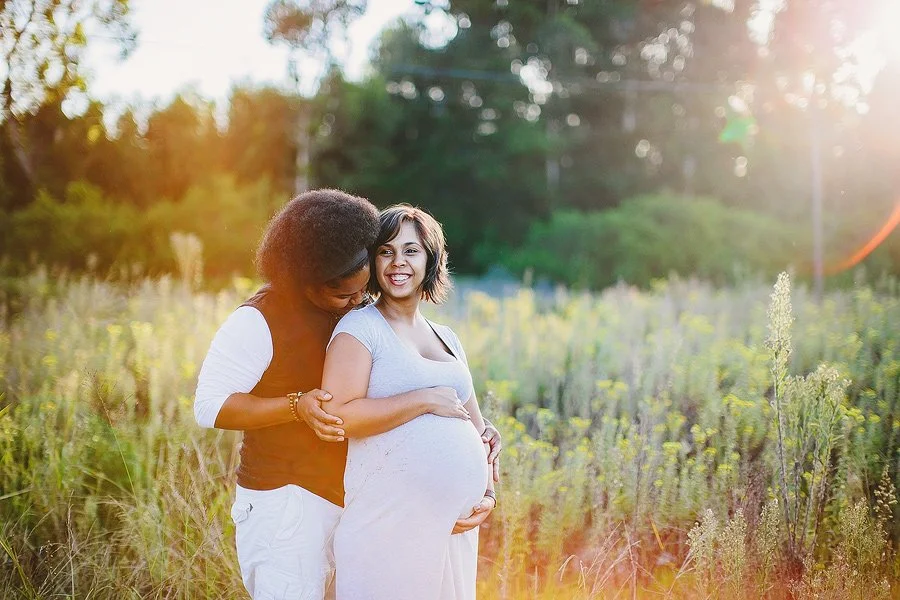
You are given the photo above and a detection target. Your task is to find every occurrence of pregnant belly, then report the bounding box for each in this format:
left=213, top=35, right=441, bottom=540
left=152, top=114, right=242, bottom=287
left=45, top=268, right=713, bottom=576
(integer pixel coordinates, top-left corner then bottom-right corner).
left=344, top=414, right=488, bottom=519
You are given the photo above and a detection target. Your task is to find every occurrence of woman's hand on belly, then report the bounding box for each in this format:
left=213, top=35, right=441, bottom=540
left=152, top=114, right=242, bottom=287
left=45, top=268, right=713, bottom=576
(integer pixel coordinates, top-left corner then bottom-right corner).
left=423, top=386, right=471, bottom=421
left=451, top=496, right=495, bottom=534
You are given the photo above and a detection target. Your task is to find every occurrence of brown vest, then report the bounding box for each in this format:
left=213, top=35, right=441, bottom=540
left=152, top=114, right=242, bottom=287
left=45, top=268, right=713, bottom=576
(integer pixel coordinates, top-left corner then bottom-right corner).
left=236, top=285, right=347, bottom=506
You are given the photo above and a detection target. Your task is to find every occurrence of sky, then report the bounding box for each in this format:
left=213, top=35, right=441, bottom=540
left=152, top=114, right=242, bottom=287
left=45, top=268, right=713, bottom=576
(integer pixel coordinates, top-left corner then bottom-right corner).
left=80, top=0, right=899, bottom=119
left=86, top=0, right=419, bottom=107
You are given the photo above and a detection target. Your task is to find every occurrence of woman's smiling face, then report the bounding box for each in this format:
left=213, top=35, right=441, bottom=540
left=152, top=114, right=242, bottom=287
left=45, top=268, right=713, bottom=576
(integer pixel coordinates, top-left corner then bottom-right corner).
left=374, top=220, right=429, bottom=301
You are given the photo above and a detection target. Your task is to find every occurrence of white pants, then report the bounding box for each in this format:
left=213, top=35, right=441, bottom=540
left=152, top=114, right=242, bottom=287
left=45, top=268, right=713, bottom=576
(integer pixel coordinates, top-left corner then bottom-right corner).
left=231, top=484, right=342, bottom=600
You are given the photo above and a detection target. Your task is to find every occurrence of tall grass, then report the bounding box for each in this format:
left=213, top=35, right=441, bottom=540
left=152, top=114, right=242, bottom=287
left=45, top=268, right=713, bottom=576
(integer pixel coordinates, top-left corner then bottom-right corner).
left=1, top=268, right=898, bottom=598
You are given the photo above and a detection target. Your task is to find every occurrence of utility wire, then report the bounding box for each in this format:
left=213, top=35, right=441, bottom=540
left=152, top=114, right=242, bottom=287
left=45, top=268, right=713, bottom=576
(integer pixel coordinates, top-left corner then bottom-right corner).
left=85, top=32, right=738, bottom=96
left=388, top=64, right=736, bottom=94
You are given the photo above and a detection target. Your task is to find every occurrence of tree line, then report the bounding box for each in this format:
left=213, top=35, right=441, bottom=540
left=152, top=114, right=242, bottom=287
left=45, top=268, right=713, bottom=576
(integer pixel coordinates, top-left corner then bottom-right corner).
left=2, top=0, right=899, bottom=287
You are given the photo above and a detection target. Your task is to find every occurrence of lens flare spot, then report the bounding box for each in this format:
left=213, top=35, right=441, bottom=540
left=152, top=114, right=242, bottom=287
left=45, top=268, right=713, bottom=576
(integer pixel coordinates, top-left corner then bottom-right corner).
left=827, top=201, right=900, bottom=274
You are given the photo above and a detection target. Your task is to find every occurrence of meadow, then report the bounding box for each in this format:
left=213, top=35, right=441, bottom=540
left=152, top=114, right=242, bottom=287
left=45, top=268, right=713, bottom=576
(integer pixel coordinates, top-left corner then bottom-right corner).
left=2, top=265, right=899, bottom=599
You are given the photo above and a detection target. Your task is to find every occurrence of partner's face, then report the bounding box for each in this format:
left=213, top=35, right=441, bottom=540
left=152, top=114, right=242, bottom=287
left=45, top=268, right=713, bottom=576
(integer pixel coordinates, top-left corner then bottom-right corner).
left=305, top=264, right=370, bottom=316
left=375, top=221, right=428, bottom=301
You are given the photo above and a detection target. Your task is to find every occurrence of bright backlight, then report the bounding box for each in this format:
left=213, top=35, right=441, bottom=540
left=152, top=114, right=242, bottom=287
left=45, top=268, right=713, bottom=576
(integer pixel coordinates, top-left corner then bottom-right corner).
left=873, top=1, right=900, bottom=62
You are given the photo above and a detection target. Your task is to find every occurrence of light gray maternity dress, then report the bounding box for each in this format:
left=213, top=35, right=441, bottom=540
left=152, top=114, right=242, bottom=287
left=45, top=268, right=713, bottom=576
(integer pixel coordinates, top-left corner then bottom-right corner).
left=329, top=304, right=488, bottom=600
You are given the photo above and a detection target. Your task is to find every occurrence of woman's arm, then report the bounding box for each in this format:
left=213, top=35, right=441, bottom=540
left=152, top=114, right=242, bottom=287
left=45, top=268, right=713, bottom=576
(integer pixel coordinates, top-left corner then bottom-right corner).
left=322, top=333, right=470, bottom=438
left=196, top=309, right=462, bottom=438
left=211, top=380, right=458, bottom=440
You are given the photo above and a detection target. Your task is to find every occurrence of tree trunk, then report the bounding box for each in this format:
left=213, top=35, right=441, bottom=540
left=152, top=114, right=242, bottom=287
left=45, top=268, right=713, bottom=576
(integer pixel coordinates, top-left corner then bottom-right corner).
left=0, top=119, right=36, bottom=209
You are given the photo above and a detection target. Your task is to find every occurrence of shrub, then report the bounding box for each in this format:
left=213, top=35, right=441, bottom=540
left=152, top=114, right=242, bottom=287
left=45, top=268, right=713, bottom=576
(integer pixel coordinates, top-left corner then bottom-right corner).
left=4, top=182, right=142, bottom=272
left=501, top=194, right=803, bottom=288
left=142, top=175, right=284, bottom=280
left=2, top=176, right=285, bottom=283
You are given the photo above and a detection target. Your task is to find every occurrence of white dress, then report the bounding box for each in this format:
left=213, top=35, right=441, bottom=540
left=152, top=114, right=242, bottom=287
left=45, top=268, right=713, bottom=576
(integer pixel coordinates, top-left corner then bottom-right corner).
left=329, top=305, right=489, bottom=600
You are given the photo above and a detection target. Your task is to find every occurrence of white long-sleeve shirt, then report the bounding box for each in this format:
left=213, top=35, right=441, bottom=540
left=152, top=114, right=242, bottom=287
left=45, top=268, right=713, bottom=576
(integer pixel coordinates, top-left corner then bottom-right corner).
left=194, top=306, right=274, bottom=428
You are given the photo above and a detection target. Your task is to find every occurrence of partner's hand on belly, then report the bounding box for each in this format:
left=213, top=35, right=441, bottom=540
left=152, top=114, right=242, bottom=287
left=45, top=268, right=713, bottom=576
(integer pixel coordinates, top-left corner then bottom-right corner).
left=451, top=496, right=495, bottom=534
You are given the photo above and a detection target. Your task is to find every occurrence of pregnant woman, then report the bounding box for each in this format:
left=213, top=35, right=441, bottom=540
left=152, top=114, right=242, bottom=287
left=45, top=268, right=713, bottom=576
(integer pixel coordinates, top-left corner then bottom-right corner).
left=322, top=204, right=496, bottom=600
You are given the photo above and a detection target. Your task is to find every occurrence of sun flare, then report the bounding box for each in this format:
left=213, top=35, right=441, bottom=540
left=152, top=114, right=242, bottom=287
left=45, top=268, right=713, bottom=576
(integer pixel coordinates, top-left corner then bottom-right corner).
left=872, top=1, right=900, bottom=63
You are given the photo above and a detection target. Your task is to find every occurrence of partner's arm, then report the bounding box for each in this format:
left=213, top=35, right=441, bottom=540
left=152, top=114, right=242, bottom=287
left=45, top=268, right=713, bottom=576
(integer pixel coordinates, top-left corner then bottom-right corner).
left=196, top=308, right=463, bottom=439
left=322, top=332, right=470, bottom=438
left=193, top=306, right=341, bottom=436
left=481, top=418, right=502, bottom=483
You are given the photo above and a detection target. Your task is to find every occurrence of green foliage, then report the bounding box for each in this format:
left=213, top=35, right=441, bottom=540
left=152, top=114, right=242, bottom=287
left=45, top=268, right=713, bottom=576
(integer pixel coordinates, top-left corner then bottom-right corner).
left=223, top=86, right=304, bottom=195
left=0, top=0, right=133, bottom=210
left=3, top=271, right=900, bottom=598
left=142, top=95, right=224, bottom=205
left=143, top=176, right=284, bottom=281
left=0, top=1, right=133, bottom=121
left=263, top=0, right=366, bottom=63
left=792, top=500, right=892, bottom=600
left=1, top=176, right=283, bottom=282
left=500, top=194, right=801, bottom=288
left=766, top=273, right=853, bottom=561
left=1, top=0, right=899, bottom=288
left=3, top=182, right=142, bottom=271
left=311, top=32, right=549, bottom=272
left=677, top=272, right=892, bottom=599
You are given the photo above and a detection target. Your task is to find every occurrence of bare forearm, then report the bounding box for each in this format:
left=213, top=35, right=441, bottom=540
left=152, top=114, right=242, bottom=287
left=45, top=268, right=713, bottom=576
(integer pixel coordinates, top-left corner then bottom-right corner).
left=214, top=392, right=293, bottom=430
left=331, top=391, right=431, bottom=438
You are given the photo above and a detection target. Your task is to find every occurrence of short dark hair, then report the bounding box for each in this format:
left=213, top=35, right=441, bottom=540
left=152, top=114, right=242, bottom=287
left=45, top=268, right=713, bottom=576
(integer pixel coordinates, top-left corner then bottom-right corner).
left=369, top=204, right=452, bottom=304
left=255, top=189, right=379, bottom=291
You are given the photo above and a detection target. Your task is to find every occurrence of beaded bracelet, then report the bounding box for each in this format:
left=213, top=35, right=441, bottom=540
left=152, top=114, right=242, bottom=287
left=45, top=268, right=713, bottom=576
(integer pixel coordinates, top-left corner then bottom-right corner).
left=287, top=391, right=305, bottom=422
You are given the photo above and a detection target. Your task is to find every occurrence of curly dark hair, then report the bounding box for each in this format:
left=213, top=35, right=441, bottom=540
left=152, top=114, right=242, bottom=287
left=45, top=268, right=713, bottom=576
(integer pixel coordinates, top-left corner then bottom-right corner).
left=369, top=204, right=452, bottom=304
left=255, top=189, right=380, bottom=290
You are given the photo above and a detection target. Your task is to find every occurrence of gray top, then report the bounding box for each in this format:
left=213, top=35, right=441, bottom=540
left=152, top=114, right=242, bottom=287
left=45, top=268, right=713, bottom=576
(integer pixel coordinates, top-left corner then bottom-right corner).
left=328, top=303, right=475, bottom=403
left=329, top=302, right=487, bottom=599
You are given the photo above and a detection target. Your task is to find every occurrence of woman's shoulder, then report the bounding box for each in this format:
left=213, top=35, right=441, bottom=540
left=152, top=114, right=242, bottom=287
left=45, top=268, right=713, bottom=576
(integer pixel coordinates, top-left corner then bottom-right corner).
left=423, top=312, right=454, bottom=333
left=426, top=318, right=463, bottom=349
left=332, top=304, right=385, bottom=343
left=336, top=303, right=380, bottom=327
left=330, top=304, right=385, bottom=354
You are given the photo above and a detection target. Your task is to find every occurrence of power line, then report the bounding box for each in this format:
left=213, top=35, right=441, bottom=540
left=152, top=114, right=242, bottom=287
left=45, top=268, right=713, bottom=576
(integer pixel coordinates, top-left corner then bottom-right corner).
left=87, top=33, right=737, bottom=96
left=387, top=64, right=736, bottom=94
left=88, top=33, right=203, bottom=50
